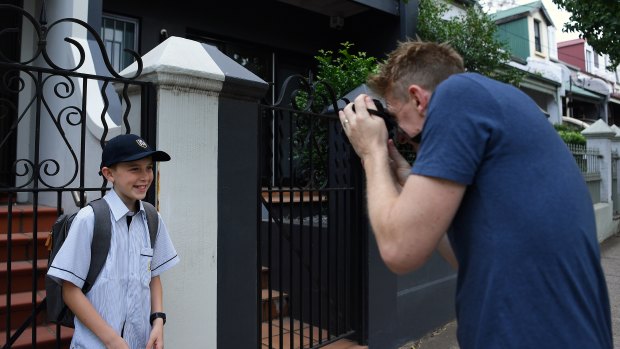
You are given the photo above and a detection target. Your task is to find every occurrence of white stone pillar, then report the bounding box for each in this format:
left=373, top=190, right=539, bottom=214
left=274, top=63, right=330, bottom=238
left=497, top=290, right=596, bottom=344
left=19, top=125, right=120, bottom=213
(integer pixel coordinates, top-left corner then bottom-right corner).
left=583, top=120, right=618, bottom=241
left=610, top=125, right=620, bottom=213
left=583, top=120, right=615, bottom=204
left=121, top=37, right=222, bottom=348
left=120, top=36, right=268, bottom=348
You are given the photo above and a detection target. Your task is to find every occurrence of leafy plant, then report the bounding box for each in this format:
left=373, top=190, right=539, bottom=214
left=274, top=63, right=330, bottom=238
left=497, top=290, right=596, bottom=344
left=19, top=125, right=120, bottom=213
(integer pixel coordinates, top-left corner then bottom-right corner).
left=293, top=42, right=378, bottom=187
left=554, top=124, right=586, bottom=145
left=552, top=0, right=620, bottom=69
left=417, top=0, right=525, bottom=85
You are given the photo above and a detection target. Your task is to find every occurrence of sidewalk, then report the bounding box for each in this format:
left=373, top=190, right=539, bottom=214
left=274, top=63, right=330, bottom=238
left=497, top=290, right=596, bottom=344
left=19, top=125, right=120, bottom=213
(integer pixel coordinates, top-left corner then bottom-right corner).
left=400, top=233, right=620, bottom=349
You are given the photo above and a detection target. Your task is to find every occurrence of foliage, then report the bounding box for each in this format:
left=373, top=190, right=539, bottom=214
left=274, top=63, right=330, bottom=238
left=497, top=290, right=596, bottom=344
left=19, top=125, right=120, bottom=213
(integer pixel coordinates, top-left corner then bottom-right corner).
left=552, top=0, right=620, bottom=69
left=314, top=42, right=379, bottom=107
left=417, top=0, right=524, bottom=85
left=293, top=43, right=378, bottom=187
left=554, top=124, right=586, bottom=145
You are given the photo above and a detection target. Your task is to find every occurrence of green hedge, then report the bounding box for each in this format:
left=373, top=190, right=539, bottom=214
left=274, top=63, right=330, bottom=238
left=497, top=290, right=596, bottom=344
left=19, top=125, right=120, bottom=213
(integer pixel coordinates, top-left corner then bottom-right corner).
left=554, top=124, right=586, bottom=145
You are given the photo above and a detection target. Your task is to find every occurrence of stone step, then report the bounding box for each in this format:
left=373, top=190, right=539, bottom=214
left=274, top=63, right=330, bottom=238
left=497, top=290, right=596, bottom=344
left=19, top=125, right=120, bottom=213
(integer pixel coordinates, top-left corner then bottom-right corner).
left=0, top=290, right=47, bottom=330
left=0, top=259, right=47, bottom=294
left=262, top=289, right=289, bottom=321
left=0, top=232, right=49, bottom=263
left=0, top=324, right=72, bottom=349
left=0, top=204, right=58, bottom=235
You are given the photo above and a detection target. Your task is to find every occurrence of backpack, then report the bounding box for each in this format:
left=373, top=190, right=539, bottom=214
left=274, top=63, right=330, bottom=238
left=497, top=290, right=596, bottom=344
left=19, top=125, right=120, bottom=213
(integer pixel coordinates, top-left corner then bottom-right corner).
left=44, top=198, right=159, bottom=328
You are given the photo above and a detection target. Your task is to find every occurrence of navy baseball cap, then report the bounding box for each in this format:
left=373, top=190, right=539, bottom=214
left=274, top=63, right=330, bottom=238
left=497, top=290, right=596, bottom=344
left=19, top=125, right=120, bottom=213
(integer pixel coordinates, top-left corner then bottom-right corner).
left=100, top=134, right=171, bottom=170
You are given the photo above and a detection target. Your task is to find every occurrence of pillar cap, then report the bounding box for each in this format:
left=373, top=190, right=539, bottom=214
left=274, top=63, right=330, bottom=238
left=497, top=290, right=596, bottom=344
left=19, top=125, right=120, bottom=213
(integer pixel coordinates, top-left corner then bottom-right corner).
left=582, top=119, right=616, bottom=139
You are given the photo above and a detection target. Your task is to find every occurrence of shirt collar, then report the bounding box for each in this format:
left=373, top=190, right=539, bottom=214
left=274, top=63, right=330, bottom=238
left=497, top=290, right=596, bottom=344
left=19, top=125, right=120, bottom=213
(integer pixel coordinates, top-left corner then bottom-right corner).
left=104, top=188, right=145, bottom=223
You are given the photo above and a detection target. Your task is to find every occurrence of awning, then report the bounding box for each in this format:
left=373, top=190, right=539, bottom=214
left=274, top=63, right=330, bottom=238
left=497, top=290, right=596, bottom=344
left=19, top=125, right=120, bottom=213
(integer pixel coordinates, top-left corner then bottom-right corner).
left=519, top=75, right=560, bottom=96
left=610, top=97, right=620, bottom=105
left=568, top=85, right=605, bottom=102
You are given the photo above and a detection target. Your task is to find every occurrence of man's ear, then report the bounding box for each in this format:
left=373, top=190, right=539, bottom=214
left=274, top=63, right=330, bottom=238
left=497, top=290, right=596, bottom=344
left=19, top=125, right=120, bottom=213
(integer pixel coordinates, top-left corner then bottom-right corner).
left=407, top=85, right=431, bottom=114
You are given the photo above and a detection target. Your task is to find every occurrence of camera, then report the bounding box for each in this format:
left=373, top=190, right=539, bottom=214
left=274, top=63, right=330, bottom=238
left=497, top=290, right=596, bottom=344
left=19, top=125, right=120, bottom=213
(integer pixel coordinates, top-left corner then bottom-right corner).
left=347, top=98, right=398, bottom=139
left=345, top=98, right=422, bottom=144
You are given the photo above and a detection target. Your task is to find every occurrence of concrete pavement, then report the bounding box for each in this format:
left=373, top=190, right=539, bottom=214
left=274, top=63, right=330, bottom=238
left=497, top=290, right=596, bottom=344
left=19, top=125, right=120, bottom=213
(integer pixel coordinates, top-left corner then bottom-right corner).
left=601, top=233, right=620, bottom=348
left=400, top=233, right=620, bottom=349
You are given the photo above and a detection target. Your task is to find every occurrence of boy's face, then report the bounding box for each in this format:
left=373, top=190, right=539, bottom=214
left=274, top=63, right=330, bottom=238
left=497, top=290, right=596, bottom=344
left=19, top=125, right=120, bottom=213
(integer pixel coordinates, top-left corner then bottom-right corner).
left=101, top=157, right=154, bottom=210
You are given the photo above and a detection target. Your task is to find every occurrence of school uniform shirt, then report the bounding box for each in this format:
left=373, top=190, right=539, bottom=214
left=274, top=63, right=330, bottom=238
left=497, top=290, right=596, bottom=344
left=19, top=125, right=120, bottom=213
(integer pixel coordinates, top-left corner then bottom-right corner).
left=47, top=189, right=180, bottom=349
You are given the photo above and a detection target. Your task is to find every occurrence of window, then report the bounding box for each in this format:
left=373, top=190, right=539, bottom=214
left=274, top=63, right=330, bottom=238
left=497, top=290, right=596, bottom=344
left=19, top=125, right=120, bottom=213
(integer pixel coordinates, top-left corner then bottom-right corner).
left=533, top=20, right=542, bottom=52
left=101, top=14, right=139, bottom=72
left=593, top=50, right=599, bottom=68
left=586, top=50, right=593, bottom=72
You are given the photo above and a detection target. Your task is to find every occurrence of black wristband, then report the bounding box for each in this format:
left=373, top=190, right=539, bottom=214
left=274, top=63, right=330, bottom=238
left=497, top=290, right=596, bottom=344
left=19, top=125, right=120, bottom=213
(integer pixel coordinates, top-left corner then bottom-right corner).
left=150, top=312, right=166, bottom=326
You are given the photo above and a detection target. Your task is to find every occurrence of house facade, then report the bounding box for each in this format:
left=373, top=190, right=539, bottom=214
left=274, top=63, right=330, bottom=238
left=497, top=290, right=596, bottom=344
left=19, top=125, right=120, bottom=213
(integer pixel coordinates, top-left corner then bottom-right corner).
left=558, top=38, right=620, bottom=125
left=491, top=0, right=620, bottom=128
left=492, top=0, right=563, bottom=124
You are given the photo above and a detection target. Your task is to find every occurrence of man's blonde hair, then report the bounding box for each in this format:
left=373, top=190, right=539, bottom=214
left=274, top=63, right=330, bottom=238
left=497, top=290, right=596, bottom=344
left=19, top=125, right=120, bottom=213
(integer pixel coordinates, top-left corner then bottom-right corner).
left=368, top=41, right=465, bottom=99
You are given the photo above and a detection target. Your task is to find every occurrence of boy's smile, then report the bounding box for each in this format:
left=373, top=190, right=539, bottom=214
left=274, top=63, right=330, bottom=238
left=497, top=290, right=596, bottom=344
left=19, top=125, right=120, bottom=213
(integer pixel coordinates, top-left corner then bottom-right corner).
left=101, top=157, right=154, bottom=210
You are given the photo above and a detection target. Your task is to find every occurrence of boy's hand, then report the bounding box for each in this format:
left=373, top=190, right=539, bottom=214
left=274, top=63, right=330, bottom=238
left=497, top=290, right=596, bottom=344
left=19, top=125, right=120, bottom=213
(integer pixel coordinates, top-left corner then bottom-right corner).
left=106, top=336, right=130, bottom=349
left=146, top=321, right=164, bottom=349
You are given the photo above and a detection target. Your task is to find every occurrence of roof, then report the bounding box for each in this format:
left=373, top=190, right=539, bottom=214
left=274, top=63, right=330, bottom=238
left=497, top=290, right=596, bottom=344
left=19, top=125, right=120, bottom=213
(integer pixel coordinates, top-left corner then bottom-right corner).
left=557, top=38, right=584, bottom=48
left=491, top=1, right=554, bottom=27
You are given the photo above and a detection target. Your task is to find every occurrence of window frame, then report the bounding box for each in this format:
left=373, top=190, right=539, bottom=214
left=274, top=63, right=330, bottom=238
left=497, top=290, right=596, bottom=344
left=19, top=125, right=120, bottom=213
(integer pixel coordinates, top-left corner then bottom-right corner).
left=593, top=50, right=599, bottom=69
left=101, top=13, right=140, bottom=72
left=533, top=19, right=542, bottom=53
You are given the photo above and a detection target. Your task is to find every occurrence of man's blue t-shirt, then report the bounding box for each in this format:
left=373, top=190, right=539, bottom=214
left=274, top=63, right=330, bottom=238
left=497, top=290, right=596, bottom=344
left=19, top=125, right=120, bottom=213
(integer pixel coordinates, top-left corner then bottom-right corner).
left=412, top=73, right=612, bottom=348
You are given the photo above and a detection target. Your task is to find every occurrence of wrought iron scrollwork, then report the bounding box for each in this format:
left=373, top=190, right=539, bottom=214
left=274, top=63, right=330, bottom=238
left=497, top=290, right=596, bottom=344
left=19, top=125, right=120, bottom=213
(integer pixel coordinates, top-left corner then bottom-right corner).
left=274, top=73, right=340, bottom=114
left=270, top=73, right=347, bottom=189
left=0, top=4, right=148, bottom=190
left=0, top=4, right=143, bottom=78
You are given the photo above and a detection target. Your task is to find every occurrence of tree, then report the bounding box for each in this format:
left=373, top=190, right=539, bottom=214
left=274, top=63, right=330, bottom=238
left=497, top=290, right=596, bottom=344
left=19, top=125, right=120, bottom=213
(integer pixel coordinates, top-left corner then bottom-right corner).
left=417, top=0, right=524, bottom=85
left=552, top=0, right=620, bottom=69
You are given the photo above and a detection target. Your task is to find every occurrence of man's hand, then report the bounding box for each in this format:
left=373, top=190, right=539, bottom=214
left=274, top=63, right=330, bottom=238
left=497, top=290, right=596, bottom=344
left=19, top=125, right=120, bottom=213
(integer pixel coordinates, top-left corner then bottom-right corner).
left=339, top=94, right=389, bottom=161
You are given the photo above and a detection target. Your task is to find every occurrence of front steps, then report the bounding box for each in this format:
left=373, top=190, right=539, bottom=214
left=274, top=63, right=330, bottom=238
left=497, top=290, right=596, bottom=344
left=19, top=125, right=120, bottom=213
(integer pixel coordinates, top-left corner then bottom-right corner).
left=260, top=266, right=364, bottom=349
left=0, top=202, right=72, bottom=349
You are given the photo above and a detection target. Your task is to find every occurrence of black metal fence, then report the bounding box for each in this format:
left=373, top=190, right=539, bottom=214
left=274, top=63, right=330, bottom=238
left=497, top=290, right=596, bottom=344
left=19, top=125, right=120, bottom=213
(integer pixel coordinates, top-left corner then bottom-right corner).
left=0, top=4, right=155, bottom=348
left=258, top=75, right=367, bottom=348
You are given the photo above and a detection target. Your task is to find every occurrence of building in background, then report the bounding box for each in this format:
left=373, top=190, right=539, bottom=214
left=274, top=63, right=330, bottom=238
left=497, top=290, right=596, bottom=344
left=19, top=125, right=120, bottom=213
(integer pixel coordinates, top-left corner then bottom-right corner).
left=491, top=0, right=563, bottom=124
left=558, top=39, right=620, bottom=125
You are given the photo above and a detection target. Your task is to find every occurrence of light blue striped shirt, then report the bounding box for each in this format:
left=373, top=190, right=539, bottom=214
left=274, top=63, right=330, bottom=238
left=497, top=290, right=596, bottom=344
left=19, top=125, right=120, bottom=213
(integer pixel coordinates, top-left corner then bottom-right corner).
left=48, top=189, right=180, bottom=348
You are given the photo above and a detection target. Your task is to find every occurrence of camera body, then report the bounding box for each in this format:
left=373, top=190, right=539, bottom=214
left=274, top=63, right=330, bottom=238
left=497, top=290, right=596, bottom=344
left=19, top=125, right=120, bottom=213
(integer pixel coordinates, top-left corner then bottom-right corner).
left=347, top=98, right=422, bottom=144
left=350, top=98, right=398, bottom=139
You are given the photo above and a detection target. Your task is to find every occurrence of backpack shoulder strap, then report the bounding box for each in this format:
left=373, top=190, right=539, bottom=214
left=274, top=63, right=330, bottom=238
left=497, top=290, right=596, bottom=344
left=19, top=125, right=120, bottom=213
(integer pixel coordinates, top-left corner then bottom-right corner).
left=142, top=201, right=159, bottom=248
left=83, top=198, right=111, bottom=293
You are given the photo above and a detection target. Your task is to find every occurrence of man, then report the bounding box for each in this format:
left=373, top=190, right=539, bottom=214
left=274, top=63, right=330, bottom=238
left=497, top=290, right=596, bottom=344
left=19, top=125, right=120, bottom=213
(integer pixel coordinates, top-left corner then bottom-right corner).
left=339, top=41, right=612, bottom=348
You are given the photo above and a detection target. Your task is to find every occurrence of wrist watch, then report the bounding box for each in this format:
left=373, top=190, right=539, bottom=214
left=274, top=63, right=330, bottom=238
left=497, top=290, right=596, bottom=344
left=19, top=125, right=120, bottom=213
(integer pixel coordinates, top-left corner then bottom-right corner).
left=150, top=312, right=166, bottom=326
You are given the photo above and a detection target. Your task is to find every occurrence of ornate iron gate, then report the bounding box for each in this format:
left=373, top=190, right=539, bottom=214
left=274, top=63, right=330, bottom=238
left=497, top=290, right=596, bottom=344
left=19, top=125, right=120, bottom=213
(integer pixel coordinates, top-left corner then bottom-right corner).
left=258, top=75, right=368, bottom=348
left=0, top=4, right=155, bottom=348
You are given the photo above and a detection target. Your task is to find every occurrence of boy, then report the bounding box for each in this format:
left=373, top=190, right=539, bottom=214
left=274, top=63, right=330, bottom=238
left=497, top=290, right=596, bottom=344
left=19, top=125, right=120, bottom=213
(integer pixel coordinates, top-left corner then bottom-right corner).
left=47, top=134, right=180, bottom=349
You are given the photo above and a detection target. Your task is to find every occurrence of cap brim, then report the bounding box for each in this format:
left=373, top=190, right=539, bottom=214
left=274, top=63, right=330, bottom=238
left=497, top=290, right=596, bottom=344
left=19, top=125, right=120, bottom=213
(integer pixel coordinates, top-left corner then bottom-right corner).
left=115, top=150, right=171, bottom=165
